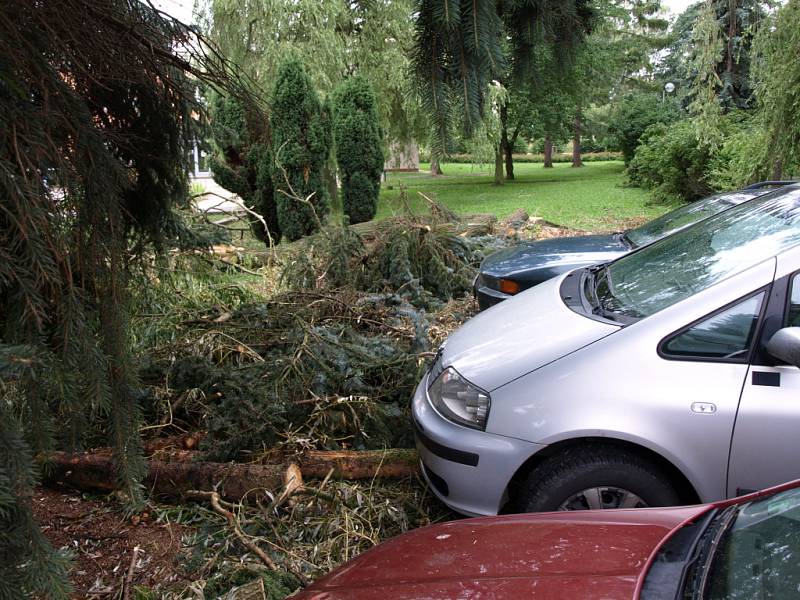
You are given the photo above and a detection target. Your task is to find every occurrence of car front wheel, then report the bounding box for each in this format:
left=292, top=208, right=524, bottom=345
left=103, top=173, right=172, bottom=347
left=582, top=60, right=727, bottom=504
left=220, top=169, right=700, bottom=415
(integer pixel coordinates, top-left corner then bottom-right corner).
left=516, top=445, right=681, bottom=512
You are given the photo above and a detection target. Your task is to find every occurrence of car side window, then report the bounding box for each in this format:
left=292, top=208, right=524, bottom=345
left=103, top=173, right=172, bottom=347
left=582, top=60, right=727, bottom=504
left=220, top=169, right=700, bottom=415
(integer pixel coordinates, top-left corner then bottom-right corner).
left=662, top=293, right=765, bottom=360
left=787, top=274, right=800, bottom=327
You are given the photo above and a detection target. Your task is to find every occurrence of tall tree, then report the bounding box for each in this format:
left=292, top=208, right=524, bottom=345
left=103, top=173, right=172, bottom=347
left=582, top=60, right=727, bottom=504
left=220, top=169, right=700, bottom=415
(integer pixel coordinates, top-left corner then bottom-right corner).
left=208, top=94, right=281, bottom=245
left=749, top=0, right=800, bottom=179
left=411, top=0, right=594, bottom=160
left=207, top=0, right=424, bottom=144
left=686, top=0, right=767, bottom=146
left=0, top=1, right=238, bottom=594
left=271, top=58, right=332, bottom=241
left=332, top=76, right=384, bottom=224
left=567, top=0, right=671, bottom=167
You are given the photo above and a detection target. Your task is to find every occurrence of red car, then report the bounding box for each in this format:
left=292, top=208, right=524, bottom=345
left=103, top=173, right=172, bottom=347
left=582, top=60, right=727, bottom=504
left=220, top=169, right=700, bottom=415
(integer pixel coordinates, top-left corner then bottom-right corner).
left=294, top=480, right=800, bottom=599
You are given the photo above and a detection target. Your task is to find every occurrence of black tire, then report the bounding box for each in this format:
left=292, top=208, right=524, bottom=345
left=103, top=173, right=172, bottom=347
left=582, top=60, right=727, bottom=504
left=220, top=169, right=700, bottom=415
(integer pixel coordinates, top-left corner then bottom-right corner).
left=516, top=445, right=681, bottom=512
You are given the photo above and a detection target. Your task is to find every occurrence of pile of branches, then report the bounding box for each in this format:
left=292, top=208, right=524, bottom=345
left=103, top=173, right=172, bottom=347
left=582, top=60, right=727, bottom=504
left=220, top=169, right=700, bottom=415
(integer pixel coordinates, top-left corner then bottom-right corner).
left=280, top=197, right=488, bottom=309
left=45, top=208, right=482, bottom=596
left=136, top=287, right=438, bottom=461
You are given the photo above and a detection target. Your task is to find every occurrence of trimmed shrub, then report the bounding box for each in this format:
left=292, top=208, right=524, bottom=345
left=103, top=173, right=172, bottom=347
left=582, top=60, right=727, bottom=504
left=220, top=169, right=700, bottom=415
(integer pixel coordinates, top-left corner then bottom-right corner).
left=271, top=58, right=331, bottom=241
left=209, top=94, right=281, bottom=245
left=332, top=76, right=384, bottom=224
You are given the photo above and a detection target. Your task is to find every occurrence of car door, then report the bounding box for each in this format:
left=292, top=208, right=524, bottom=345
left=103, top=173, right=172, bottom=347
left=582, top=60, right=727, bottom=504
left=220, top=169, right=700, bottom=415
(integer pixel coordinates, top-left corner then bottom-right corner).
left=728, top=268, right=800, bottom=497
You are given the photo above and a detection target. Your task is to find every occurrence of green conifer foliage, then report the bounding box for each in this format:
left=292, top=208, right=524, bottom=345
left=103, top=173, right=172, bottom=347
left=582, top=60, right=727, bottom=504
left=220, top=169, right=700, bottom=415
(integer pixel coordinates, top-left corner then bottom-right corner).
left=0, top=1, right=239, bottom=594
left=271, top=58, right=332, bottom=241
left=209, top=94, right=281, bottom=245
left=332, top=77, right=384, bottom=225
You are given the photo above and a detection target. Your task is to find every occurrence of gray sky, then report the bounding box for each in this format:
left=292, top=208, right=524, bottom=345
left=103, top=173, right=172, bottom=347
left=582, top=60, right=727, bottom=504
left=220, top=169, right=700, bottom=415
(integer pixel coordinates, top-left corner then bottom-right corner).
left=154, top=0, right=699, bottom=26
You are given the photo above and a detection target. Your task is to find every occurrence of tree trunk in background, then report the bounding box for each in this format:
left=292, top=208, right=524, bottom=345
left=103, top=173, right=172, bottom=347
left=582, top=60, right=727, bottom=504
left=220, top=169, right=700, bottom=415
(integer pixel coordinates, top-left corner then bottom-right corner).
left=494, top=145, right=504, bottom=185
left=430, top=157, right=443, bottom=175
left=543, top=137, right=554, bottom=168
left=500, top=103, right=515, bottom=180
left=572, top=108, right=583, bottom=168
left=503, top=140, right=515, bottom=180
left=773, top=159, right=784, bottom=180
left=324, top=158, right=340, bottom=213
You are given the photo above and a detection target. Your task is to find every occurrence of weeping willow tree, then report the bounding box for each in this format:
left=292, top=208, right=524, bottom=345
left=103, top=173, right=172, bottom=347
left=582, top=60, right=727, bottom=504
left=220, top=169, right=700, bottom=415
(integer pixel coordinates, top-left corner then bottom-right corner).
left=411, top=0, right=595, bottom=158
left=0, top=1, right=242, bottom=595
left=749, top=0, right=800, bottom=178
left=205, top=0, right=426, bottom=143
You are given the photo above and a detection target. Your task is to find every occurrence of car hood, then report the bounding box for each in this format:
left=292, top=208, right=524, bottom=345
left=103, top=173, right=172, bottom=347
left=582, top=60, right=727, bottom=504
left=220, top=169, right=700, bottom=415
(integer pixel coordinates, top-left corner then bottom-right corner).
left=481, top=233, right=627, bottom=282
left=294, top=506, right=707, bottom=600
left=443, top=274, right=618, bottom=391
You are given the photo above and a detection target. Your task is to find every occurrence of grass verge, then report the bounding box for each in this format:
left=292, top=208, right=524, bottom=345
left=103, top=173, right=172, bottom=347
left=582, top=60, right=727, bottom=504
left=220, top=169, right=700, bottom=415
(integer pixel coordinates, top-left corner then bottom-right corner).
left=378, top=161, right=680, bottom=231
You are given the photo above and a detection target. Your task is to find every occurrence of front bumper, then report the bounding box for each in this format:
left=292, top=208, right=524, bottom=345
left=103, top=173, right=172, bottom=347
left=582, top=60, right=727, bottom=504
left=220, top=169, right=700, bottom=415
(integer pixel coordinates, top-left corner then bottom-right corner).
left=412, top=375, right=542, bottom=516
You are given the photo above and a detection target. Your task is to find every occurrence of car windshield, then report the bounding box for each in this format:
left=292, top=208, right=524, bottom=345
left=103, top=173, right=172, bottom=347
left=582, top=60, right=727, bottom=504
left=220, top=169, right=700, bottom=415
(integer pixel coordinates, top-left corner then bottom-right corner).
left=625, top=192, right=757, bottom=248
left=595, top=186, right=800, bottom=320
left=701, top=486, right=800, bottom=599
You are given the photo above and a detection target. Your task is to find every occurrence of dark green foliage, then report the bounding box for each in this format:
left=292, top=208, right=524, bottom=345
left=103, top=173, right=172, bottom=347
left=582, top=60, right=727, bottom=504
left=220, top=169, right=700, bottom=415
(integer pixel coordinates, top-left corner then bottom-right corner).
left=0, top=1, right=242, bottom=594
left=680, top=0, right=771, bottom=112
left=209, top=95, right=281, bottom=245
left=282, top=209, right=480, bottom=310
left=0, top=401, right=72, bottom=599
left=366, top=224, right=475, bottom=307
left=628, top=120, right=713, bottom=202
left=333, top=76, right=384, bottom=224
left=197, top=566, right=298, bottom=599
left=136, top=288, right=425, bottom=460
left=411, top=0, right=594, bottom=156
left=608, top=93, right=682, bottom=163
left=628, top=111, right=771, bottom=201
left=271, top=58, right=332, bottom=241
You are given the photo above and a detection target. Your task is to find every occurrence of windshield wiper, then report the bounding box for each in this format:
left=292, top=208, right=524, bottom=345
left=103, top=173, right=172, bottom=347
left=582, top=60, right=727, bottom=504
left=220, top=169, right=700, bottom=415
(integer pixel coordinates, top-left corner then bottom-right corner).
left=617, top=231, right=636, bottom=249
left=681, top=505, right=739, bottom=600
left=592, top=265, right=613, bottom=318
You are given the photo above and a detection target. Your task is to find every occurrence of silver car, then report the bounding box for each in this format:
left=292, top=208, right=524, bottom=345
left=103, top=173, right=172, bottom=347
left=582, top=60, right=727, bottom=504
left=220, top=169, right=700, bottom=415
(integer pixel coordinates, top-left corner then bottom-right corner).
left=413, top=184, right=800, bottom=516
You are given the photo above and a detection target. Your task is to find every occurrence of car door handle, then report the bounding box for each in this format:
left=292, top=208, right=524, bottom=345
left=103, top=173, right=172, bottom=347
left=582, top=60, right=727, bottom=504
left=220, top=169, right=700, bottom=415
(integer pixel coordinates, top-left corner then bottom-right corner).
left=752, top=371, right=780, bottom=387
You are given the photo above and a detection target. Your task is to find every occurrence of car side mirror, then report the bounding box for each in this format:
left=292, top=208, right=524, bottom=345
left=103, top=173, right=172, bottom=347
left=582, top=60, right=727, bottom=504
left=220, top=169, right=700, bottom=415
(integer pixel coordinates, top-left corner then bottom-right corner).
left=766, top=327, right=800, bottom=368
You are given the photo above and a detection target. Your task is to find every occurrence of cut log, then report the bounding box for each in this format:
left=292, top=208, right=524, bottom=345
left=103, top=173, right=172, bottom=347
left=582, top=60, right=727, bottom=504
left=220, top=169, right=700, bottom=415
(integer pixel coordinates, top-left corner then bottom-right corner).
left=501, top=208, right=530, bottom=228
left=460, top=214, right=498, bottom=237
left=42, top=448, right=419, bottom=502
left=44, top=452, right=285, bottom=502
left=299, top=449, right=418, bottom=479
left=142, top=432, right=206, bottom=455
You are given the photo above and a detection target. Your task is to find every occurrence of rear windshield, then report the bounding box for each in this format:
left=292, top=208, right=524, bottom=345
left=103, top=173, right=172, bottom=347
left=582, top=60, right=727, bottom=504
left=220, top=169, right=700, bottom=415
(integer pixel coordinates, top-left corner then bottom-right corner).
left=625, top=192, right=757, bottom=247
left=598, top=186, right=800, bottom=319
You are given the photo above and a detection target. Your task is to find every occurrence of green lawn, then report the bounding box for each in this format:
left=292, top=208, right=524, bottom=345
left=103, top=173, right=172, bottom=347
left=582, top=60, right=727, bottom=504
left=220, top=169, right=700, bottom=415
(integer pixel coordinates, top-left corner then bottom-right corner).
left=378, top=161, right=680, bottom=231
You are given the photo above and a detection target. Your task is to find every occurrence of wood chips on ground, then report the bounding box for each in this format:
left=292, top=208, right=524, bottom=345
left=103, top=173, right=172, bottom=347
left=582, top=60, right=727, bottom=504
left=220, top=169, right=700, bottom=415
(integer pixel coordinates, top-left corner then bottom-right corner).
left=32, top=487, right=191, bottom=598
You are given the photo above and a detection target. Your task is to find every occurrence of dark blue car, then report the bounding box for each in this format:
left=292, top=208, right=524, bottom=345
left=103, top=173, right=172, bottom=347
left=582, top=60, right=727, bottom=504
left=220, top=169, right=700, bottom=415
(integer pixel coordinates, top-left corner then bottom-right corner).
left=474, top=183, right=792, bottom=310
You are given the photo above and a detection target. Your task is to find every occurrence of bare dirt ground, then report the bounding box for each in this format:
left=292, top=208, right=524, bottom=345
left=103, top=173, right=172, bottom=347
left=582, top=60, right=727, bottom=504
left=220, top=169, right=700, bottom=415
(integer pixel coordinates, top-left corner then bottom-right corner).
left=32, top=486, right=191, bottom=598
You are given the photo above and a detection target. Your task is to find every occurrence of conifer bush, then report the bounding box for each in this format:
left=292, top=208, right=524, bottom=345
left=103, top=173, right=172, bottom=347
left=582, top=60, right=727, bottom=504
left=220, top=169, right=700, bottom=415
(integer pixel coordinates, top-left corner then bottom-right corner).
left=271, top=58, right=332, bottom=241
left=332, top=76, right=384, bottom=224
left=209, top=94, right=281, bottom=245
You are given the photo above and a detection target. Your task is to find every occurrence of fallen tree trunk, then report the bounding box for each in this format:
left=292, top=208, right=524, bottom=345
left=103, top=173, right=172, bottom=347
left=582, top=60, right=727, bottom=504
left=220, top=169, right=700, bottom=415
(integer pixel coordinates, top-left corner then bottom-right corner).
left=300, top=449, right=418, bottom=479
left=44, top=452, right=286, bottom=502
left=42, top=448, right=419, bottom=502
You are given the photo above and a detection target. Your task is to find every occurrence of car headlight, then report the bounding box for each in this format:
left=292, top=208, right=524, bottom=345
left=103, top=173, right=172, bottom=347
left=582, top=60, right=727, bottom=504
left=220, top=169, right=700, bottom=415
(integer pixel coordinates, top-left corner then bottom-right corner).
left=428, top=367, right=491, bottom=430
